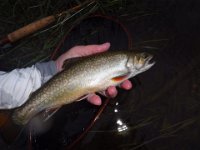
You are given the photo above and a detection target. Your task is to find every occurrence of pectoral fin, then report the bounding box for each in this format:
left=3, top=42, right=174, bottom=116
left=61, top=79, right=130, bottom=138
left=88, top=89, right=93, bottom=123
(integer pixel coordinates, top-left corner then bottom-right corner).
left=111, top=73, right=130, bottom=82
left=42, top=94, right=89, bottom=122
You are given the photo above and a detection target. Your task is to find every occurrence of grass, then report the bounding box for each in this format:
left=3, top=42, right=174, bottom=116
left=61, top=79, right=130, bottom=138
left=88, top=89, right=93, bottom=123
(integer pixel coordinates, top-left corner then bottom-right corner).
left=0, top=0, right=157, bottom=70
left=0, top=0, right=99, bottom=69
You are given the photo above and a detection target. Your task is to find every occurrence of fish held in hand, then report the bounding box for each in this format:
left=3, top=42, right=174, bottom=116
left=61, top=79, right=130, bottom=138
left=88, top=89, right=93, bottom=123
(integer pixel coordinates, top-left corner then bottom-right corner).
left=12, top=51, right=155, bottom=125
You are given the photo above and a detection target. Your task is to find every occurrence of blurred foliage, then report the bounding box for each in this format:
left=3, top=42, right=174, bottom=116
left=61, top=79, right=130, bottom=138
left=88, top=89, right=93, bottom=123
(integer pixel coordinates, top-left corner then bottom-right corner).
left=0, top=0, right=97, bottom=69
left=0, top=0, right=171, bottom=70
left=0, top=0, right=151, bottom=70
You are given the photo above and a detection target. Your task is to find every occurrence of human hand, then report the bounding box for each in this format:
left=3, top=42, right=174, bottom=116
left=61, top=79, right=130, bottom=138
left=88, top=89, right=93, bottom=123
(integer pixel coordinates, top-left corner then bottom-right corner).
left=55, top=42, right=132, bottom=105
left=55, top=42, right=111, bottom=72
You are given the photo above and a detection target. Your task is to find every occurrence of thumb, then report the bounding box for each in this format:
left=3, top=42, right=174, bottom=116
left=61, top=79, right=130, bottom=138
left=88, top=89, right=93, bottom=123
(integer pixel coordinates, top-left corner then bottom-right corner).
left=62, top=42, right=110, bottom=59
left=79, top=42, right=111, bottom=56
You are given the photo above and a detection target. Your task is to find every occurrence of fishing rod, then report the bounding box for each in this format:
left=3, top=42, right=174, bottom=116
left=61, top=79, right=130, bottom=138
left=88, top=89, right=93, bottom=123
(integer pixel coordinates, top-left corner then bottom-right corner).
left=0, top=0, right=95, bottom=49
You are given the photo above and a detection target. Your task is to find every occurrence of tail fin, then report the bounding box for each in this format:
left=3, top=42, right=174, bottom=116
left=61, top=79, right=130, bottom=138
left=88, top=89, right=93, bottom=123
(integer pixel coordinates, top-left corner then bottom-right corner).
left=0, top=111, right=23, bottom=144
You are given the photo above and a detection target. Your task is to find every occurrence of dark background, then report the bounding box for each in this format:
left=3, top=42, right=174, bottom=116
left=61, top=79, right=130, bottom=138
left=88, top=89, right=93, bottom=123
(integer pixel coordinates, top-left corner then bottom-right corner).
left=1, top=0, right=200, bottom=150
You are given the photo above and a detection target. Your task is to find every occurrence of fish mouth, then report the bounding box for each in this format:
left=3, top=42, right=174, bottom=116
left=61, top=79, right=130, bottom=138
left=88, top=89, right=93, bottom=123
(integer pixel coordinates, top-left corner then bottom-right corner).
left=135, top=52, right=155, bottom=71
left=145, top=54, right=155, bottom=66
left=143, top=53, right=155, bottom=70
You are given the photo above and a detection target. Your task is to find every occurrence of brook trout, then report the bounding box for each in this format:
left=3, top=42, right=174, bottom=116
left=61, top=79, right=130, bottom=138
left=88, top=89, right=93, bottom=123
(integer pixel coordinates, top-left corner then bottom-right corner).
left=12, top=51, right=155, bottom=125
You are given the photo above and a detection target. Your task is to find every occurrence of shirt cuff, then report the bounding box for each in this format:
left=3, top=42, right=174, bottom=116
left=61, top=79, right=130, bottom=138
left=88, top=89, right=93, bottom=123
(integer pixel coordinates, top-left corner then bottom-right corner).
left=35, top=61, right=58, bottom=84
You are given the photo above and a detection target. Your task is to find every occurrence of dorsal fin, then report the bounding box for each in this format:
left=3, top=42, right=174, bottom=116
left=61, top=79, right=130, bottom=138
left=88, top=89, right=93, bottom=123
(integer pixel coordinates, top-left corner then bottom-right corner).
left=62, top=57, right=81, bottom=70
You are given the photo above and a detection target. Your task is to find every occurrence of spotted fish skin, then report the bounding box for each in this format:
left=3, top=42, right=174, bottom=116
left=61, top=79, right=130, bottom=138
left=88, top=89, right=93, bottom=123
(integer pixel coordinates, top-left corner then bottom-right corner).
left=12, top=51, right=155, bottom=125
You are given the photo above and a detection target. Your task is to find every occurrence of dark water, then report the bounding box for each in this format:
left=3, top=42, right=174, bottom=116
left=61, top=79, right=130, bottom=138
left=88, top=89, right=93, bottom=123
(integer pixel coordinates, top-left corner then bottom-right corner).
left=2, top=0, right=200, bottom=149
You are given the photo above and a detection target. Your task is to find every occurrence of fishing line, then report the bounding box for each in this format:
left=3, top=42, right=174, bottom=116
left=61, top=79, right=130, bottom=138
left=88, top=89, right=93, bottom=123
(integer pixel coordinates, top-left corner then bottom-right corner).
left=66, top=98, right=111, bottom=150
left=28, top=14, right=133, bottom=150
left=64, top=15, right=133, bottom=150
left=50, top=14, right=133, bottom=59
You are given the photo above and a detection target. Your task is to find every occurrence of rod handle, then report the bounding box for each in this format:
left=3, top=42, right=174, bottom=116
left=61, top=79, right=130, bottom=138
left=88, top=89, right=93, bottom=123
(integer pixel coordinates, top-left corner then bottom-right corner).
left=7, top=15, right=56, bottom=42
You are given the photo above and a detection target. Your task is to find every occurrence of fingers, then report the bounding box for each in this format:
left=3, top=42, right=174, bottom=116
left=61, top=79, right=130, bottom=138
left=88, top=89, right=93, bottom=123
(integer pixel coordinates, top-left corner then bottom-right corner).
left=120, top=80, right=132, bottom=90
left=66, top=42, right=110, bottom=58
left=87, top=80, right=132, bottom=106
left=87, top=86, right=117, bottom=106
left=105, top=81, right=132, bottom=98
left=87, top=94, right=102, bottom=106
left=83, top=42, right=110, bottom=56
left=106, top=86, right=118, bottom=98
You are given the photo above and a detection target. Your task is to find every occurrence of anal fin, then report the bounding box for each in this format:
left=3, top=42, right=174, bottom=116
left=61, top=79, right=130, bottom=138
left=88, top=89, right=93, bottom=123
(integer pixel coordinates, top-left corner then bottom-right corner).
left=42, top=107, right=61, bottom=122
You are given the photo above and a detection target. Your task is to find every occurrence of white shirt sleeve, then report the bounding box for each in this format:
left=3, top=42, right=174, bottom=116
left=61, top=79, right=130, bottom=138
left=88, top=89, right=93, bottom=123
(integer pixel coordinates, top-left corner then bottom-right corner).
left=0, top=66, right=42, bottom=109
left=0, top=61, right=57, bottom=109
